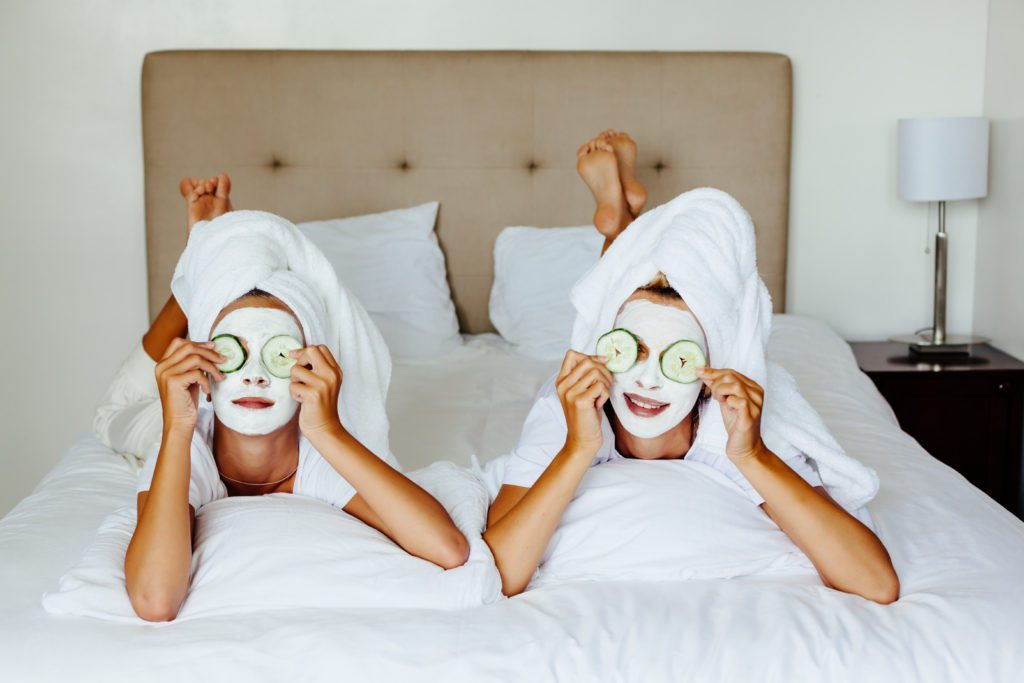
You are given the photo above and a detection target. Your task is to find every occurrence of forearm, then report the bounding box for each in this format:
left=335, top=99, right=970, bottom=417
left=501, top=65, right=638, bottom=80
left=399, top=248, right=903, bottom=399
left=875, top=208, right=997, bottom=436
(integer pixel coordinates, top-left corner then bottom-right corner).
left=483, top=444, right=594, bottom=596
left=737, top=445, right=899, bottom=603
left=312, top=427, right=467, bottom=567
left=142, top=295, right=189, bottom=362
left=124, top=428, right=194, bottom=621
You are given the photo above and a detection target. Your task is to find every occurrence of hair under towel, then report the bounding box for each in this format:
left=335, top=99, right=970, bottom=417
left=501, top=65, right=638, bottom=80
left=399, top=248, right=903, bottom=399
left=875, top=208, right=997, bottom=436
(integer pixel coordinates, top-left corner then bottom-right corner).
left=170, top=210, right=393, bottom=463
left=569, top=188, right=879, bottom=517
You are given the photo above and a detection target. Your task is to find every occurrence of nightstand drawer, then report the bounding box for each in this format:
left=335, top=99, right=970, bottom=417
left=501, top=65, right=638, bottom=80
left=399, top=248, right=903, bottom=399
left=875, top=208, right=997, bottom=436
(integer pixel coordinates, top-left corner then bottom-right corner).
left=874, top=380, right=1018, bottom=506
left=849, top=341, right=1024, bottom=516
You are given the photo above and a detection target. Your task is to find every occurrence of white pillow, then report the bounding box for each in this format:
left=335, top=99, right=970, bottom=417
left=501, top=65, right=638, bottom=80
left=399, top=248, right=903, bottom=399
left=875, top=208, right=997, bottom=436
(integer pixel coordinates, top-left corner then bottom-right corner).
left=298, top=202, right=462, bottom=358
left=42, top=463, right=503, bottom=622
left=529, top=459, right=816, bottom=588
left=489, top=226, right=603, bottom=358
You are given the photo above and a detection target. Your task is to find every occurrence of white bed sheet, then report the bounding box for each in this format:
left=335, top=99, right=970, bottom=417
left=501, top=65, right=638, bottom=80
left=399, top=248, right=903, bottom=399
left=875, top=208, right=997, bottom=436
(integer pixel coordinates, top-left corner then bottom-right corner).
left=2, top=314, right=1023, bottom=682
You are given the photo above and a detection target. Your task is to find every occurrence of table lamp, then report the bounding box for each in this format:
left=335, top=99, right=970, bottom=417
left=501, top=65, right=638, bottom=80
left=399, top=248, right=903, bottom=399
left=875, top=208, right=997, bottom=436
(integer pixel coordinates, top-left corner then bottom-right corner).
left=891, top=116, right=990, bottom=355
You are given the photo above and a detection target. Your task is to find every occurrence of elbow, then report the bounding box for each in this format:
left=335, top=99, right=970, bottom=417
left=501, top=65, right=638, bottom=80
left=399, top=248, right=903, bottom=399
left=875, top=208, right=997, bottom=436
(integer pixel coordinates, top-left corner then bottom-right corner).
left=482, top=531, right=528, bottom=597
left=858, top=568, right=901, bottom=605
left=866, top=573, right=901, bottom=605
left=500, top=578, right=527, bottom=598
left=434, top=530, right=470, bottom=570
left=128, top=589, right=183, bottom=622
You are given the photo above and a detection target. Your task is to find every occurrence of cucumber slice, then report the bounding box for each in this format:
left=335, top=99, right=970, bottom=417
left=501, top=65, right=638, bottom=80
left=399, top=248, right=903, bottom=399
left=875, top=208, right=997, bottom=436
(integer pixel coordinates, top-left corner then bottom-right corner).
left=261, top=335, right=303, bottom=379
left=596, top=328, right=639, bottom=373
left=212, top=334, right=246, bottom=373
left=660, top=340, right=706, bottom=384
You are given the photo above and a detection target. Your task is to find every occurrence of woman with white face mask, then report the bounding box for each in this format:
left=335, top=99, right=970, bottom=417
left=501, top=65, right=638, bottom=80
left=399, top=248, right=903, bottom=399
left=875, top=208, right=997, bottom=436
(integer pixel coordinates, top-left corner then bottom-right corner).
left=113, top=176, right=468, bottom=622
left=484, top=131, right=898, bottom=604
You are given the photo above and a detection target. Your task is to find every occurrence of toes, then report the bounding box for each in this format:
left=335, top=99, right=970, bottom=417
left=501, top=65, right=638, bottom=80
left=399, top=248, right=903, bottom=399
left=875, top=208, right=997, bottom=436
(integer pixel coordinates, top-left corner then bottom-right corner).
left=215, top=173, right=231, bottom=198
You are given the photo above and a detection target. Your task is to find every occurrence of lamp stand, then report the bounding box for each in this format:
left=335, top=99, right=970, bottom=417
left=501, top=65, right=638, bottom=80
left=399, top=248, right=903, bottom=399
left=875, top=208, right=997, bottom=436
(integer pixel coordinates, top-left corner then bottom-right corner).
left=890, top=201, right=989, bottom=355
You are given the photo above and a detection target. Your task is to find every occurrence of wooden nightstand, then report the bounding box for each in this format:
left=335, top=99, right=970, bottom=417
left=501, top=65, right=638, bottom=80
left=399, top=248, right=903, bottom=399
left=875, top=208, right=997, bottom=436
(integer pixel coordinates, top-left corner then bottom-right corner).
left=849, top=341, right=1024, bottom=516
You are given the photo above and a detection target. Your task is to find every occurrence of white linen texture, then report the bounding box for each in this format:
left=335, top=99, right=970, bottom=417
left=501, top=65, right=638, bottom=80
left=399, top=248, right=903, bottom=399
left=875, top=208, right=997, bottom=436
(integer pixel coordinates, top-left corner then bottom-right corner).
left=298, top=202, right=462, bottom=358
left=489, top=225, right=603, bottom=358
left=42, top=462, right=503, bottom=622
left=529, top=458, right=815, bottom=588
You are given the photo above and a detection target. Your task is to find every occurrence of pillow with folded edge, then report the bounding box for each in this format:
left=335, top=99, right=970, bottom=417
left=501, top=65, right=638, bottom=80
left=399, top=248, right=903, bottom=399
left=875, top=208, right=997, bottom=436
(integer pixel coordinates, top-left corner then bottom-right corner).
left=489, top=226, right=603, bottom=359
left=298, top=202, right=462, bottom=359
left=41, top=462, right=503, bottom=622
left=529, top=458, right=817, bottom=588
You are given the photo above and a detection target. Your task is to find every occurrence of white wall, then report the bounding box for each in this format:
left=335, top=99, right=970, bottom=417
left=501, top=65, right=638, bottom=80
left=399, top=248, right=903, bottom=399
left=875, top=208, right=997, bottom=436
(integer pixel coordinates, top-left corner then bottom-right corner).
left=975, top=0, right=1024, bottom=362
left=0, top=0, right=991, bottom=514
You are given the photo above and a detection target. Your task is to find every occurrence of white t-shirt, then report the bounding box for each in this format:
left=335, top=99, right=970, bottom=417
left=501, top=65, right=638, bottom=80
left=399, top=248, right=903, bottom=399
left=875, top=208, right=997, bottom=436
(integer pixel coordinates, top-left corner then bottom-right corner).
left=501, top=374, right=823, bottom=506
left=137, top=402, right=398, bottom=511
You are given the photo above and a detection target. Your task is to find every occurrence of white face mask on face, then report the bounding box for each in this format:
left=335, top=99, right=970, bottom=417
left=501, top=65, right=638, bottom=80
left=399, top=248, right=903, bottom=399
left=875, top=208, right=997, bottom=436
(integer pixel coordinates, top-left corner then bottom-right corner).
left=607, top=299, right=708, bottom=439
left=209, top=307, right=303, bottom=436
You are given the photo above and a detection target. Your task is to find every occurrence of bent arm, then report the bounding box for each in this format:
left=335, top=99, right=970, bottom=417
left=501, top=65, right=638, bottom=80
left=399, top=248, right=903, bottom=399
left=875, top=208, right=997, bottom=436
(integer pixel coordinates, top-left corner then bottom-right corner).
left=741, top=446, right=899, bottom=604
left=313, top=427, right=469, bottom=569
left=124, top=427, right=195, bottom=621
left=483, top=443, right=594, bottom=596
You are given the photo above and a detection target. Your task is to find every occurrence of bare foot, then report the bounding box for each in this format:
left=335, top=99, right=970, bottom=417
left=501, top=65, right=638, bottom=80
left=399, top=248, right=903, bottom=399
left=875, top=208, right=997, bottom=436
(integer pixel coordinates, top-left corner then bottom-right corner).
left=598, top=129, right=647, bottom=217
left=576, top=138, right=631, bottom=240
left=179, top=173, right=233, bottom=234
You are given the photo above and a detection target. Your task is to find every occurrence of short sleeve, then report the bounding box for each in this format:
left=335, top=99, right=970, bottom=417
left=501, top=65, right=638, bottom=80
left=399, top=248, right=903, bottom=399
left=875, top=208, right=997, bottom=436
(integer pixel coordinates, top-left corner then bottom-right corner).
left=135, top=435, right=227, bottom=511
left=293, top=438, right=401, bottom=509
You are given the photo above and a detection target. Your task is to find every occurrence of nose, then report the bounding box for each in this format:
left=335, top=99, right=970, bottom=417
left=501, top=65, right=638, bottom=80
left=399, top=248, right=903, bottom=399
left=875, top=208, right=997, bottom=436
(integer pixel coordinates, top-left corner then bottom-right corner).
left=242, top=372, right=270, bottom=387
left=634, top=359, right=662, bottom=390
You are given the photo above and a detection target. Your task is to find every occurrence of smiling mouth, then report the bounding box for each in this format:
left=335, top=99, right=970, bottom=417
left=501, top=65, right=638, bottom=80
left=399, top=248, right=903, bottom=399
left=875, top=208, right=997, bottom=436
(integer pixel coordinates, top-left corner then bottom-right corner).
left=232, top=397, right=275, bottom=410
left=624, top=392, right=669, bottom=418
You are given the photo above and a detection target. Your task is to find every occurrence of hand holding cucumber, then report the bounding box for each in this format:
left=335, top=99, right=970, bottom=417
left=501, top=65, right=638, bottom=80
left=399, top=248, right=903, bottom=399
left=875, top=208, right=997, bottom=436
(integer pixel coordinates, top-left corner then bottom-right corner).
left=287, top=345, right=345, bottom=441
left=555, top=350, right=612, bottom=457
left=154, top=337, right=226, bottom=432
left=695, top=366, right=765, bottom=463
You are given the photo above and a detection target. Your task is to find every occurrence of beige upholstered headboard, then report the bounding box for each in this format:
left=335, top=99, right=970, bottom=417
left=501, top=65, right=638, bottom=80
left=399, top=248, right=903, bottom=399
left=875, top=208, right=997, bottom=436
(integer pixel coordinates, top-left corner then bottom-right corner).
left=142, top=51, right=792, bottom=332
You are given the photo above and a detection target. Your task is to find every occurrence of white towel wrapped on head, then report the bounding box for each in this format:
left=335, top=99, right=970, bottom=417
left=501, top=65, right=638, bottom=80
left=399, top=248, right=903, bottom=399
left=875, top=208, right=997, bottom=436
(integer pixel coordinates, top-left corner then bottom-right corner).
left=171, top=209, right=393, bottom=463
left=569, top=188, right=879, bottom=514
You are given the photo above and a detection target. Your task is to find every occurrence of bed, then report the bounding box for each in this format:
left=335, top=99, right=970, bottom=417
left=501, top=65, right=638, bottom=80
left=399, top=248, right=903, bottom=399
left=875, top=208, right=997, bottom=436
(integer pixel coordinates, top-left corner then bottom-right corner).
left=2, top=51, right=1023, bottom=681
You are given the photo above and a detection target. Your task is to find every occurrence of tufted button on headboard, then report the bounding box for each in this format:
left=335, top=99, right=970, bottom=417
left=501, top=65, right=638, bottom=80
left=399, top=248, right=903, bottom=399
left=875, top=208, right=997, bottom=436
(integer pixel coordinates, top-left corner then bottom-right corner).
left=142, top=50, right=792, bottom=333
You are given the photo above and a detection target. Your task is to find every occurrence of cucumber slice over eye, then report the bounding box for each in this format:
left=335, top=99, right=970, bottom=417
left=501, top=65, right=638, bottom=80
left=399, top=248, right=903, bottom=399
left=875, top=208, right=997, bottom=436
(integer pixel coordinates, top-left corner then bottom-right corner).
left=660, top=340, right=706, bottom=384
left=261, top=335, right=303, bottom=379
left=596, top=328, right=639, bottom=373
left=212, top=334, right=246, bottom=373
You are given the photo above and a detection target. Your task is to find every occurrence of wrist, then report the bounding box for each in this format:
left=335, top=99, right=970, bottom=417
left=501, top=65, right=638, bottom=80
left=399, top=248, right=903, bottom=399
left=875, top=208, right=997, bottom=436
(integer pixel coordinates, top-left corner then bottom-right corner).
left=162, top=420, right=195, bottom=441
left=729, top=440, right=772, bottom=469
left=305, top=420, right=349, bottom=446
left=563, top=437, right=600, bottom=460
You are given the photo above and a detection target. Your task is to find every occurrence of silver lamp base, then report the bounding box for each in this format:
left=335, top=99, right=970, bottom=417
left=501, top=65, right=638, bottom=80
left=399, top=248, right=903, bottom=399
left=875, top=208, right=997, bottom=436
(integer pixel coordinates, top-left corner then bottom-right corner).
left=889, top=331, right=989, bottom=355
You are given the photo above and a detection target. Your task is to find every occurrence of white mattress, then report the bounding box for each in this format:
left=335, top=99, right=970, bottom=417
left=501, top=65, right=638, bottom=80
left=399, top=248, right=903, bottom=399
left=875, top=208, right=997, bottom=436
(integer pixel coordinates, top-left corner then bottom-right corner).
left=2, top=314, right=1023, bottom=682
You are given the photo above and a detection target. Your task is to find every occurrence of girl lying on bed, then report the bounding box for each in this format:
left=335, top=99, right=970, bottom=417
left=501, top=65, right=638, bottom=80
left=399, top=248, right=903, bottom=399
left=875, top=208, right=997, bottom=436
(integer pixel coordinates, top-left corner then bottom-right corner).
left=102, top=177, right=467, bottom=621
left=484, top=131, right=900, bottom=603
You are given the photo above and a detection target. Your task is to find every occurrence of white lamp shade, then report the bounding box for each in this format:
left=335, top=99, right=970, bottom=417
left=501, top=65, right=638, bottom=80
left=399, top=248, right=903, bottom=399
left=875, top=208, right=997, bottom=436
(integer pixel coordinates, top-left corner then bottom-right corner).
left=898, top=116, right=989, bottom=201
